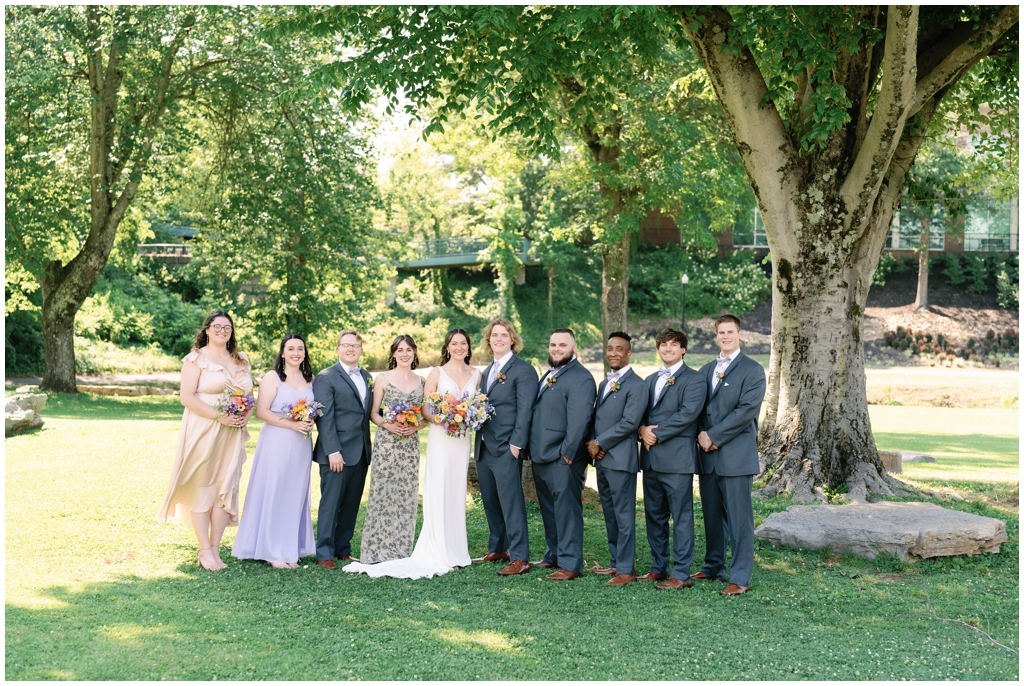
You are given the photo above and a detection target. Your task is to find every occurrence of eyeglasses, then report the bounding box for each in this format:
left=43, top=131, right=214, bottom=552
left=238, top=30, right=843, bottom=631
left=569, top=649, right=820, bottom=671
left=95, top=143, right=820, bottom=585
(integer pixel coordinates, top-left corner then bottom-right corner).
left=339, top=343, right=362, bottom=350
left=210, top=325, right=233, bottom=333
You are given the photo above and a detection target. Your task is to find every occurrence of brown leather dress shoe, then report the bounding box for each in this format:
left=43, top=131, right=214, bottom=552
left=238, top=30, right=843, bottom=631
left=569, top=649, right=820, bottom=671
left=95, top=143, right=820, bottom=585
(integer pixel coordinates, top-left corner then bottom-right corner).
left=606, top=573, right=637, bottom=587
left=316, top=559, right=338, bottom=570
left=475, top=551, right=511, bottom=563
left=721, top=583, right=751, bottom=596
left=531, top=560, right=556, bottom=569
left=691, top=571, right=717, bottom=581
left=592, top=565, right=616, bottom=576
left=336, top=555, right=358, bottom=562
left=636, top=571, right=668, bottom=582
left=497, top=559, right=531, bottom=576
left=545, top=569, right=581, bottom=581
left=656, top=578, right=693, bottom=590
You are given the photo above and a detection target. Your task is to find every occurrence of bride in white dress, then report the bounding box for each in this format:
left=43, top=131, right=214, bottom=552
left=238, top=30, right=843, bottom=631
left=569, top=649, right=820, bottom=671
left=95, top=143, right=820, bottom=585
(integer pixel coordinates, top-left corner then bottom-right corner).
left=344, top=329, right=479, bottom=579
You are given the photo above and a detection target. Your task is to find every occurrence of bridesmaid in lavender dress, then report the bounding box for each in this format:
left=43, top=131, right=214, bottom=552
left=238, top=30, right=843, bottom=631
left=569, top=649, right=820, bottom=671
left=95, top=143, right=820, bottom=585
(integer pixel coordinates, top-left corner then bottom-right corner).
left=232, top=334, right=317, bottom=569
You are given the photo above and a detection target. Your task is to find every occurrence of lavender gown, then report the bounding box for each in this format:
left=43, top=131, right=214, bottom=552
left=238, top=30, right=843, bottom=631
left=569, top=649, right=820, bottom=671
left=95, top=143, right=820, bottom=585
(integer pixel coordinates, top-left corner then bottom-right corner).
left=232, top=372, right=316, bottom=564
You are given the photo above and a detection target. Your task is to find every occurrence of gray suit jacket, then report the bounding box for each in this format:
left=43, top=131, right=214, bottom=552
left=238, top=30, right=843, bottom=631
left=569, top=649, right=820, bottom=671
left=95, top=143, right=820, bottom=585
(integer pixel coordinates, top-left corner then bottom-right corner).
left=639, top=363, right=705, bottom=474
left=475, top=354, right=538, bottom=459
left=527, top=358, right=596, bottom=465
left=696, top=352, right=765, bottom=476
left=312, top=362, right=373, bottom=466
left=590, top=368, right=647, bottom=473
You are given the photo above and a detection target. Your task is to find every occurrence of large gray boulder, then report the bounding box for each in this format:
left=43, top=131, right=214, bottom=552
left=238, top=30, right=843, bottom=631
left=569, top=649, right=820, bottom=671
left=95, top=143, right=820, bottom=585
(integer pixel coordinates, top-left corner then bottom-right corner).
left=755, top=501, right=1007, bottom=560
left=5, top=393, right=47, bottom=436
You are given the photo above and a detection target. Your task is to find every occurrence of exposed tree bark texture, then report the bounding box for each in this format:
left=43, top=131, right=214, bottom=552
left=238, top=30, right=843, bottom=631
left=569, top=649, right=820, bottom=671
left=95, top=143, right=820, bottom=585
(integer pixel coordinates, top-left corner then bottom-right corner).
left=684, top=5, right=1018, bottom=501
left=547, top=265, right=555, bottom=328
left=914, top=216, right=931, bottom=310
left=39, top=8, right=197, bottom=392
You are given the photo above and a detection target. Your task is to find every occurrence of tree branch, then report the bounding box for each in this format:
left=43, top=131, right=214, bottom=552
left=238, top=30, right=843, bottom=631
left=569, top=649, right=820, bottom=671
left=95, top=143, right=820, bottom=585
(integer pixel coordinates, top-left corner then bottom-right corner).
left=681, top=5, right=800, bottom=258
left=911, top=5, right=1019, bottom=116
left=839, top=5, right=918, bottom=241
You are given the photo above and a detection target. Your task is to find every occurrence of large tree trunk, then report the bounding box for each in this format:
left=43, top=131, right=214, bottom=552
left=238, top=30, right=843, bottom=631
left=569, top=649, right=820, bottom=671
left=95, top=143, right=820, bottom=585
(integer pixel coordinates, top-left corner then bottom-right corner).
left=39, top=263, right=79, bottom=393
left=684, top=5, right=1016, bottom=500
left=600, top=232, right=629, bottom=346
left=914, top=215, right=930, bottom=310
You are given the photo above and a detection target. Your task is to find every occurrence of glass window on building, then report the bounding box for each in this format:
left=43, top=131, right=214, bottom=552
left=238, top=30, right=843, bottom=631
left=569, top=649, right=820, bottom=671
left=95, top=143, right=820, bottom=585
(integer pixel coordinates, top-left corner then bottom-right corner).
left=885, top=209, right=945, bottom=250
left=732, top=204, right=768, bottom=247
left=964, top=198, right=1018, bottom=252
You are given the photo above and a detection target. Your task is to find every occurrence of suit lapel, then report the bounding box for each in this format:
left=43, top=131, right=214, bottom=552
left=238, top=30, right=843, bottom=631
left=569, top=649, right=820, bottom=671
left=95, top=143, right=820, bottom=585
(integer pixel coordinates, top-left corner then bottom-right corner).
left=482, top=361, right=495, bottom=395
left=335, top=361, right=361, bottom=400
left=710, top=352, right=744, bottom=400
left=536, top=358, right=575, bottom=403
left=361, top=370, right=373, bottom=411
left=597, top=379, right=609, bottom=407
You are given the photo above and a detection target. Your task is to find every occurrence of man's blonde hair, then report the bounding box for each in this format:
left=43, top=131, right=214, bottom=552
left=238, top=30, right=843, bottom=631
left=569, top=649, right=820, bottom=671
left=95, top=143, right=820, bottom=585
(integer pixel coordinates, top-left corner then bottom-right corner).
left=482, top=318, right=523, bottom=355
left=336, top=329, right=363, bottom=345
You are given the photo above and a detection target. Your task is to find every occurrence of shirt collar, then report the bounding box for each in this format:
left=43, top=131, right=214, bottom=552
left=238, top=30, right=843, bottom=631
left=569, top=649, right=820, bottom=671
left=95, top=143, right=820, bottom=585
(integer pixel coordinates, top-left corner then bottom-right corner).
left=609, top=364, right=631, bottom=379
left=339, top=361, right=360, bottom=375
left=663, top=359, right=684, bottom=376
left=494, top=351, right=514, bottom=368
left=718, top=349, right=741, bottom=364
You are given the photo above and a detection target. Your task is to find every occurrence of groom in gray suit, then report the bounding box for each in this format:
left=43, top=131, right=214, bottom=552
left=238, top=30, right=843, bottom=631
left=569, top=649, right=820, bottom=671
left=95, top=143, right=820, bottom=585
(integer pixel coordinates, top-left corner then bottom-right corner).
left=587, top=332, right=647, bottom=587
left=475, top=318, right=538, bottom=576
left=528, top=328, right=596, bottom=581
left=694, top=313, right=766, bottom=595
left=312, top=330, right=373, bottom=569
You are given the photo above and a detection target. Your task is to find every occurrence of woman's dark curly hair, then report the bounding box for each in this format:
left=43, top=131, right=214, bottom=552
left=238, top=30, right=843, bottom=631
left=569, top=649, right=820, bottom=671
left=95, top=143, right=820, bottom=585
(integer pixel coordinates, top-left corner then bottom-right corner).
left=387, top=335, right=420, bottom=370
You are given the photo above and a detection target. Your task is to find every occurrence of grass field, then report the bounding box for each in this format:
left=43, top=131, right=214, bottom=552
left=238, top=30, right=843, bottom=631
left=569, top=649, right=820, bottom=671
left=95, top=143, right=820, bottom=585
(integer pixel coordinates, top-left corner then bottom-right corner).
left=5, top=393, right=1019, bottom=680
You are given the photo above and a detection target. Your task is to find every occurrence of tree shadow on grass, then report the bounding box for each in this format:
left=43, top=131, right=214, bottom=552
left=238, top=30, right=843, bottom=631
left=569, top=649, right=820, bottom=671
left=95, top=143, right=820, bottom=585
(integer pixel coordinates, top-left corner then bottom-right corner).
left=42, top=393, right=185, bottom=422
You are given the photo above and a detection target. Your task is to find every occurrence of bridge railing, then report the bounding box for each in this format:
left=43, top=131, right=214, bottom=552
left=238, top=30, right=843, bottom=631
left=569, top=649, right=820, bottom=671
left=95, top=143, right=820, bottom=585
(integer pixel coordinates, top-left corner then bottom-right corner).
left=138, top=243, right=192, bottom=258
left=399, top=236, right=533, bottom=268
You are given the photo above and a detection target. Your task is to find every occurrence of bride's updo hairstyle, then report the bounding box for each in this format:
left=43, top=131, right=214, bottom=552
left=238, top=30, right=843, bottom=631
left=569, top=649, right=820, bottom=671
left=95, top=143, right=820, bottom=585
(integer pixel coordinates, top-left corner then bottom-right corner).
left=440, top=328, right=472, bottom=365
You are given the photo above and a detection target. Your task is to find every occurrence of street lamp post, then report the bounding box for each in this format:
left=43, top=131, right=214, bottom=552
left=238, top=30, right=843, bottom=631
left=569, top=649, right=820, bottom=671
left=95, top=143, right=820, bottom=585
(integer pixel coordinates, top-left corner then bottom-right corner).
left=680, top=274, right=689, bottom=333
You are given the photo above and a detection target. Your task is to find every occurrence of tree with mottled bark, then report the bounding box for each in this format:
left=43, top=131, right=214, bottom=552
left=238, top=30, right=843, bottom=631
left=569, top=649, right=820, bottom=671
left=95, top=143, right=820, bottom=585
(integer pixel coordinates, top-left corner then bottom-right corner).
left=680, top=5, right=1018, bottom=501
left=6, top=6, right=232, bottom=392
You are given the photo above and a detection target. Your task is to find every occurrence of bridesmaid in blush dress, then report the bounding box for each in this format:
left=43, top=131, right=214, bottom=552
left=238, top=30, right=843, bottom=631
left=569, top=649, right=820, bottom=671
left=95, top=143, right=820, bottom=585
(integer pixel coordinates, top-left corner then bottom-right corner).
left=159, top=311, right=253, bottom=571
left=232, top=334, right=317, bottom=569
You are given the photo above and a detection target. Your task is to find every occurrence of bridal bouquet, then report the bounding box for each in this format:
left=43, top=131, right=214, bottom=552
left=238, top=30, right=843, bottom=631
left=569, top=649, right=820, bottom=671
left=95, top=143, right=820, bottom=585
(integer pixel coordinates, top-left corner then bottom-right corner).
left=214, top=389, right=255, bottom=427
left=281, top=397, right=325, bottom=440
left=425, top=391, right=494, bottom=439
left=383, top=400, right=423, bottom=429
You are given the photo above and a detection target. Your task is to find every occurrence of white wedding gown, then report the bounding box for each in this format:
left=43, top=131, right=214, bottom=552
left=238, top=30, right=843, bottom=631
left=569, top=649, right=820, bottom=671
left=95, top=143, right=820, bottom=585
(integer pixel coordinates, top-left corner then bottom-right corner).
left=344, top=367, right=477, bottom=579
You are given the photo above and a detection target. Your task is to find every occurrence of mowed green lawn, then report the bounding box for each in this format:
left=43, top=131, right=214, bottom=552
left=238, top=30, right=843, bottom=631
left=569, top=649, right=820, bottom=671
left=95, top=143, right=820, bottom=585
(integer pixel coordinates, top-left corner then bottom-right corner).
left=5, top=394, right=1019, bottom=680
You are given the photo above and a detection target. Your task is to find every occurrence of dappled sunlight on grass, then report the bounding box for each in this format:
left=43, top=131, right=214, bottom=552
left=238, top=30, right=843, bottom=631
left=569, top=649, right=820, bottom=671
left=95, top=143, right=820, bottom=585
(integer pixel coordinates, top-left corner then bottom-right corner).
left=432, top=627, right=523, bottom=653
left=97, top=623, right=170, bottom=646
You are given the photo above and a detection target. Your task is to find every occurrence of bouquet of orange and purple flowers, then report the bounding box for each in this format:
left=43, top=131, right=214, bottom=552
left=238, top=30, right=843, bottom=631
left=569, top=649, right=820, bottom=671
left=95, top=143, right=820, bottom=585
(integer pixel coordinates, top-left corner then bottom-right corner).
left=383, top=400, right=423, bottom=430
left=281, top=397, right=325, bottom=440
left=214, top=389, right=255, bottom=428
left=424, top=391, right=493, bottom=439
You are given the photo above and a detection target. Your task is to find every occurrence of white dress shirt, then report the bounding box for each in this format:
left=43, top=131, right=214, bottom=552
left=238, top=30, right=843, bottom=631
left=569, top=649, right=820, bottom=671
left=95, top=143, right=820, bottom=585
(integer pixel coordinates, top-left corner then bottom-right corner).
left=711, top=349, right=741, bottom=391
left=487, top=350, right=514, bottom=389
left=339, top=361, right=367, bottom=404
left=654, top=359, right=685, bottom=403
left=603, top=364, right=632, bottom=398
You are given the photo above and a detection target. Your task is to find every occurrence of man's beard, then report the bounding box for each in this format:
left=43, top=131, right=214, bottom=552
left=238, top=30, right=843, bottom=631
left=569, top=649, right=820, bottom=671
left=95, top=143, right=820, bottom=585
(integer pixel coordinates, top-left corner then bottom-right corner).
left=547, top=353, right=571, bottom=368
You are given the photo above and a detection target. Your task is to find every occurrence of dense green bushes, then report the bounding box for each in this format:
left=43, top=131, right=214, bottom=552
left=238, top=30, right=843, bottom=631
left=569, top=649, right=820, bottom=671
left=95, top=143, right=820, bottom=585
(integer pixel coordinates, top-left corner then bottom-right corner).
left=629, top=244, right=770, bottom=320
left=4, top=307, right=45, bottom=375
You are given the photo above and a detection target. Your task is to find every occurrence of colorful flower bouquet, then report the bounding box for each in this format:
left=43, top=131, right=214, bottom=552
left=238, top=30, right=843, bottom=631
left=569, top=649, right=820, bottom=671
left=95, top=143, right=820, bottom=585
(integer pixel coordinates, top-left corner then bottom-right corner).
left=383, top=400, right=423, bottom=431
left=281, top=397, right=325, bottom=440
left=424, top=391, right=494, bottom=439
left=214, top=390, right=255, bottom=428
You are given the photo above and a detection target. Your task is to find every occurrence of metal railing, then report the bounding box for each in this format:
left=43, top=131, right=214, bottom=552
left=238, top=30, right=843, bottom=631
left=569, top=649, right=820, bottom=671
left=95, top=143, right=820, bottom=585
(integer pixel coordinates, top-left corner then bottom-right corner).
left=138, top=243, right=192, bottom=259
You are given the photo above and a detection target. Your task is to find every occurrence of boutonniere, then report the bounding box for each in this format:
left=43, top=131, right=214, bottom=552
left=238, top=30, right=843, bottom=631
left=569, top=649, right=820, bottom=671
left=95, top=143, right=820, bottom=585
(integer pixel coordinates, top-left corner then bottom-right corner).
left=665, top=376, right=676, bottom=386
left=366, top=375, right=375, bottom=389
left=496, top=372, right=507, bottom=384
left=545, top=374, right=557, bottom=388
left=609, top=380, right=622, bottom=393
left=715, top=371, right=725, bottom=381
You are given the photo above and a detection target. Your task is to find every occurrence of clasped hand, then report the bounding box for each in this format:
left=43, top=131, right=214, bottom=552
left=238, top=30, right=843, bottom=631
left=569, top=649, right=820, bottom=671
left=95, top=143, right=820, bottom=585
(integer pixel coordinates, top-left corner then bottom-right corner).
left=586, top=439, right=606, bottom=460
left=384, top=421, right=418, bottom=436
left=698, top=430, right=718, bottom=452
left=639, top=425, right=658, bottom=448
left=217, top=414, right=248, bottom=429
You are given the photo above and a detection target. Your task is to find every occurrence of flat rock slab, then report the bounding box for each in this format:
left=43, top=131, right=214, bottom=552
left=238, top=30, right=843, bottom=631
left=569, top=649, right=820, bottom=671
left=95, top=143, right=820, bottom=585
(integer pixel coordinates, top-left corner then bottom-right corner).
left=79, top=385, right=177, bottom=397
left=5, top=393, right=47, bottom=436
left=755, top=501, right=1007, bottom=560
left=901, top=451, right=937, bottom=462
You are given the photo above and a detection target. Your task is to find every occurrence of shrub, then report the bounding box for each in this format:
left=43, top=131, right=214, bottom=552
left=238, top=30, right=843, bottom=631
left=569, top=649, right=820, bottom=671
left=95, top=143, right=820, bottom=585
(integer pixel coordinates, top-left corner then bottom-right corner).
left=963, top=253, right=990, bottom=293
left=938, top=253, right=965, bottom=285
left=995, top=254, right=1019, bottom=310
left=4, top=307, right=44, bottom=375
left=872, top=252, right=896, bottom=286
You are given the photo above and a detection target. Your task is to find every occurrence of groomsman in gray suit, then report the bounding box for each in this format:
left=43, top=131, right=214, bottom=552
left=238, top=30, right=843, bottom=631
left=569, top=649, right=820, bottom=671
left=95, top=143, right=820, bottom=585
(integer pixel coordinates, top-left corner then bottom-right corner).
left=312, top=330, right=373, bottom=569
left=637, top=328, right=706, bottom=589
left=475, top=318, right=539, bottom=576
left=693, top=313, right=766, bottom=596
left=587, top=332, right=647, bottom=587
left=528, top=328, right=596, bottom=581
